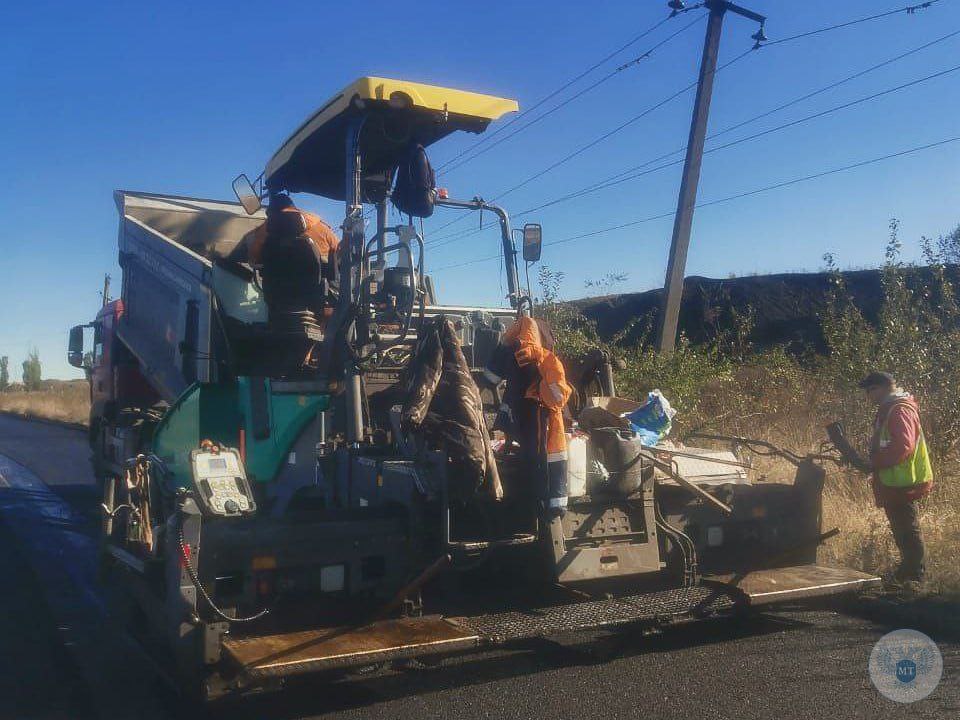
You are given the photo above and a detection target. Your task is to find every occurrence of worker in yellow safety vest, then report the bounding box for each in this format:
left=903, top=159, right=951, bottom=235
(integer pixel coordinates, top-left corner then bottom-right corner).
left=860, top=371, right=934, bottom=586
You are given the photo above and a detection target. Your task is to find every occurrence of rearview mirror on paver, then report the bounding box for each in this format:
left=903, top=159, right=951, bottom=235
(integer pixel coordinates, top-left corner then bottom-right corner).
left=232, top=174, right=262, bottom=215
left=522, top=223, right=542, bottom=263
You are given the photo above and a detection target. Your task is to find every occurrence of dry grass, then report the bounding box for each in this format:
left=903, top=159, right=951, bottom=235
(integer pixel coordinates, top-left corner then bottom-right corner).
left=821, top=469, right=960, bottom=597
left=734, top=427, right=960, bottom=598
left=664, top=359, right=960, bottom=596
left=0, top=381, right=90, bottom=426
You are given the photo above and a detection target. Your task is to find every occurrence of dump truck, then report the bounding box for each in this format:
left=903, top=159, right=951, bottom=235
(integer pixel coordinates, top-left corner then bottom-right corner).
left=68, top=77, right=879, bottom=701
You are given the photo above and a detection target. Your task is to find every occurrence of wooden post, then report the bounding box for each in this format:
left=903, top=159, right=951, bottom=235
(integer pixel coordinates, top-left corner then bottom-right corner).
left=657, top=3, right=726, bottom=353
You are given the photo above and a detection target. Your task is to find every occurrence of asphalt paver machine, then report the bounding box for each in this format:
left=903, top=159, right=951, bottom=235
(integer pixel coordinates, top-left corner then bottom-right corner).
left=68, top=77, right=879, bottom=700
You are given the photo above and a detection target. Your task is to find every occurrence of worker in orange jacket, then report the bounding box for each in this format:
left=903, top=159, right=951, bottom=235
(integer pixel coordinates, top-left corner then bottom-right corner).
left=247, top=194, right=340, bottom=278
left=487, top=316, right=572, bottom=516
left=241, top=195, right=341, bottom=371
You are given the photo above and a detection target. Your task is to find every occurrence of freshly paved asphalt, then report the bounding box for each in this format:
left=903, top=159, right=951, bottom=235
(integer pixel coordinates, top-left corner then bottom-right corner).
left=0, top=412, right=957, bottom=720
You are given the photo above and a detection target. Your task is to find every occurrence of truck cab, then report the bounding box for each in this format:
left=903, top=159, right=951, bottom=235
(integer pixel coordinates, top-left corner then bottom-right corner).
left=70, top=297, right=159, bottom=459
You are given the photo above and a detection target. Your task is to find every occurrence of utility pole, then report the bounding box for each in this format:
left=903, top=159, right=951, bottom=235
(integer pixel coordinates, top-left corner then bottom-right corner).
left=100, top=274, right=112, bottom=307
left=656, top=0, right=766, bottom=353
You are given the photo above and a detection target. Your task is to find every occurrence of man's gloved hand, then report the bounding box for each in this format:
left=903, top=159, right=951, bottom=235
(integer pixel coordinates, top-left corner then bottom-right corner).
left=493, top=403, right=515, bottom=434
left=826, top=421, right=873, bottom=474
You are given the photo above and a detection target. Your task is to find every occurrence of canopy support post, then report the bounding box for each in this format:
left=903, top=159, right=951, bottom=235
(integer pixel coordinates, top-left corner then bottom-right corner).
left=343, top=115, right=366, bottom=445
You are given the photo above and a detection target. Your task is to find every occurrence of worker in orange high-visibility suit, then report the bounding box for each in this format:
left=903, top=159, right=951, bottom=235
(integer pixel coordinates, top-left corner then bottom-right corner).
left=486, top=316, right=572, bottom=516
left=247, top=194, right=340, bottom=280
left=240, top=195, right=342, bottom=372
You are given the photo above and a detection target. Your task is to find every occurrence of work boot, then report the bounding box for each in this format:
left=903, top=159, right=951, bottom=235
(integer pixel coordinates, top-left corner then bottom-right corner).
left=899, top=580, right=923, bottom=595
left=893, top=565, right=925, bottom=584
left=882, top=573, right=905, bottom=591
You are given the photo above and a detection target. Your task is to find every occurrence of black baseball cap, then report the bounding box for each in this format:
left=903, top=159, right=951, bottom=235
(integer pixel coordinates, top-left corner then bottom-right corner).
left=269, top=193, right=294, bottom=210
left=858, top=371, right=895, bottom=390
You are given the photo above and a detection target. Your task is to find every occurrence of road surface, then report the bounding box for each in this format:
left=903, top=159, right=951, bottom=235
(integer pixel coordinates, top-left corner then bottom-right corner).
left=0, top=413, right=957, bottom=720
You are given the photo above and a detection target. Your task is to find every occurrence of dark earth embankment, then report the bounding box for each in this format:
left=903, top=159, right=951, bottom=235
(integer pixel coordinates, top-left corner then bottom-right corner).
left=574, top=266, right=960, bottom=352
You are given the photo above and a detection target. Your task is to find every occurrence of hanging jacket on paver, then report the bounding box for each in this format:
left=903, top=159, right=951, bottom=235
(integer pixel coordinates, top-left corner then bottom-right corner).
left=402, top=316, right=502, bottom=501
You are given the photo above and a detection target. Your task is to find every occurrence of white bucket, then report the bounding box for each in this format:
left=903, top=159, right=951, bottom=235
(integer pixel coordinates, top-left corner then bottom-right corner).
left=567, top=434, right=588, bottom=497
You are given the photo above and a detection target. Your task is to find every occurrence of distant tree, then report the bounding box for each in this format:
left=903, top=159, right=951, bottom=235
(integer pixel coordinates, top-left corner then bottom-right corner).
left=22, top=349, right=42, bottom=391
left=921, top=223, right=960, bottom=266
left=584, top=272, right=628, bottom=296
left=0, top=356, right=9, bottom=392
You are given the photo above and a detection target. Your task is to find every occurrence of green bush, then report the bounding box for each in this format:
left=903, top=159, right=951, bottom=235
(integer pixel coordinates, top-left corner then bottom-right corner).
left=539, top=220, right=960, bottom=463
left=819, top=220, right=960, bottom=462
left=21, top=348, right=42, bottom=392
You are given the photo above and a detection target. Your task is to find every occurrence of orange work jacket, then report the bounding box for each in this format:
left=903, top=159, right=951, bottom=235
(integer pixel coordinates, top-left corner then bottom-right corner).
left=248, top=206, right=340, bottom=266
left=501, top=316, right=572, bottom=459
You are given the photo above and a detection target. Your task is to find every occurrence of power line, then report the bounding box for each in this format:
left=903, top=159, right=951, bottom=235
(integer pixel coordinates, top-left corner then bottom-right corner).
left=431, top=49, right=960, bottom=248
left=489, top=48, right=756, bottom=202
left=427, top=0, right=952, bottom=243
left=439, top=1, right=947, bottom=179
left=764, top=0, right=945, bottom=47
left=695, top=136, right=957, bottom=208
left=431, top=136, right=960, bottom=271
left=706, top=63, right=960, bottom=152
left=428, top=45, right=757, bottom=245
left=525, top=57, right=960, bottom=214
left=547, top=26, right=960, bottom=207
left=710, top=27, right=960, bottom=137
left=439, top=12, right=707, bottom=176
left=434, top=10, right=696, bottom=173
left=427, top=13, right=707, bottom=239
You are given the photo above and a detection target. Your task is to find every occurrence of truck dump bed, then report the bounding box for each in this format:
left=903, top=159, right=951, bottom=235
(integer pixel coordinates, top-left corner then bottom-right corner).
left=114, top=191, right=517, bottom=402
left=115, top=191, right=267, bottom=401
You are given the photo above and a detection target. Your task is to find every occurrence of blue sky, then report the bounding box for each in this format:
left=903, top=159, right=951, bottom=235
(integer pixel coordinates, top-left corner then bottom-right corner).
left=2, top=0, right=958, bottom=379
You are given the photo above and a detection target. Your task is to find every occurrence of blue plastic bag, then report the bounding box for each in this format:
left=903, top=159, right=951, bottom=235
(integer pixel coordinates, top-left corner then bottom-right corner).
left=624, top=390, right=676, bottom=447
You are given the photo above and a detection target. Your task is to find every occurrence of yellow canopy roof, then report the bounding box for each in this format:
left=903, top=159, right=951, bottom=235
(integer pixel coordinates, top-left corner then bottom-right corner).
left=265, top=77, right=518, bottom=200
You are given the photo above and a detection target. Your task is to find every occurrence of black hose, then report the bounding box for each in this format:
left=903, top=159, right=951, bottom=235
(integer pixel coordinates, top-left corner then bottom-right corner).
left=655, top=501, right=698, bottom=586
left=656, top=517, right=689, bottom=586
left=209, top=295, right=236, bottom=380
left=102, top=503, right=137, bottom=520
left=176, top=512, right=269, bottom=624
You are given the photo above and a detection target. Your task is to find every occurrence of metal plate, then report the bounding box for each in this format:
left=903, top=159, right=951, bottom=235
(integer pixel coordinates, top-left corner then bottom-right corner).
left=657, top=447, right=749, bottom=486
left=705, top=564, right=881, bottom=606
left=454, top=587, right=734, bottom=644
left=223, top=616, right=479, bottom=679
left=223, top=566, right=873, bottom=681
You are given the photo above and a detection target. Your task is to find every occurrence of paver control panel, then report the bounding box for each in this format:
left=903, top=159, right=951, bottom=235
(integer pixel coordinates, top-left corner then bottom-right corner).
left=189, top=447, right=257, bottom=517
